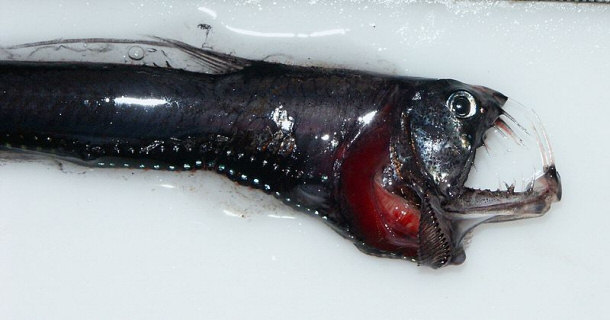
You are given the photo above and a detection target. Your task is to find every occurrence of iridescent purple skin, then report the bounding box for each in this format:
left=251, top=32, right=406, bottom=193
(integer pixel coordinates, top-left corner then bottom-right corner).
left=0, top=59, right=561, bottom=268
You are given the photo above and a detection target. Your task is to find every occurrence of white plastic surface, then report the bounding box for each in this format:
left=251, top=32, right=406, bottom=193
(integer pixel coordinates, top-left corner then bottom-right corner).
left=0, top=1, right=608, bottom=319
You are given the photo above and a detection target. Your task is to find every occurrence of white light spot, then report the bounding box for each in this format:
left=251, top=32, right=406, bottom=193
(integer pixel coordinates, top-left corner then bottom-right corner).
left=226, top=25, right=295, bottom=38
left=267, top=214, right=296, bottom=220
left=226, top=25, right=349, bottom=38
left=309, top=28, right=349, bottom=37
left=115, top=96, right=168, bottom=107
left=197, top=6, right=217, bottom=19
left=270, top=105, right=294, bottom=132
left=223, top=209, right=242, bottom=218
left=358, top=111, right=377, bottom=125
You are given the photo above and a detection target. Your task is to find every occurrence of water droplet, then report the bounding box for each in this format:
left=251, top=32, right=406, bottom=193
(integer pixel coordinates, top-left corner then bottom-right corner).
left=128, top=46, right=145, bottom=60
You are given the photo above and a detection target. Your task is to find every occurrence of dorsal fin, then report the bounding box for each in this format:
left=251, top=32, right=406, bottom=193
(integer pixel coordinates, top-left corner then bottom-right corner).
left=149, top=36, right=250, bottom=73
left=0, top=37, right=251, bottom=74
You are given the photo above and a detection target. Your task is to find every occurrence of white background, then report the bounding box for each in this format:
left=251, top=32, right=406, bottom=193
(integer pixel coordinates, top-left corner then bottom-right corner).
left=0, top=1, right=608, bottom=319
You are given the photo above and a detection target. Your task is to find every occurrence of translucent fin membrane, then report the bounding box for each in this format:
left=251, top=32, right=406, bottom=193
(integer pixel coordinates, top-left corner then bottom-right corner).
left=465, top=99, right=555, bottom=193
left=0, top=38, right=249, bottom=74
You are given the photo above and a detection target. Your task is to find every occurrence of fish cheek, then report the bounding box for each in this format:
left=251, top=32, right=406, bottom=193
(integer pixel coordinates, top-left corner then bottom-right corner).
left=409, top=112, right=475, bottom=199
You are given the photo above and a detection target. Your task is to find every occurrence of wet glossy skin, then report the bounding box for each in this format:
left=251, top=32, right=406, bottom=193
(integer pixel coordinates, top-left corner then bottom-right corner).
left=338, top=80, right=505, bottom=266
left=0, top=61, right=533, bottom=267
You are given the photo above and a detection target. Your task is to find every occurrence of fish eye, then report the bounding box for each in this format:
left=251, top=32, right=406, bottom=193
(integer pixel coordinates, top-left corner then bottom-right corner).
left=447, top=91, right=477, bottom=118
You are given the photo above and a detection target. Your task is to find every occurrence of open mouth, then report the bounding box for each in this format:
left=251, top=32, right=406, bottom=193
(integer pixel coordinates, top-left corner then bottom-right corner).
left=362, top=98, right=562, bottom=267
left=443, top=99, right=562, bottom=248
left=466, top=98, right=558, bottom=194
left=341, top=95, right=561, bottom=267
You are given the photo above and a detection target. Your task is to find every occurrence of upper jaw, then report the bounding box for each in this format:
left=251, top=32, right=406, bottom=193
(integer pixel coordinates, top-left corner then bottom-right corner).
left=436, top=97, right=562, bottom=250
left=448, top=97, right=562, bottom=217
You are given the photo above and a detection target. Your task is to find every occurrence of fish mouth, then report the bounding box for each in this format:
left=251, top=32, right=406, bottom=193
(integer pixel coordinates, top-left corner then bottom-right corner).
left=345, top=96, right=561, bottom=268
left=441, top=99, right=562, bottom=253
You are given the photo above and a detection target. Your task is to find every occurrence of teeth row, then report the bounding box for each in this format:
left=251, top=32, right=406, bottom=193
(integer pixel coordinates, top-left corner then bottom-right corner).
left=500, top=100, right=555, bottom=170
left=467, top=99, right=556, bottom=193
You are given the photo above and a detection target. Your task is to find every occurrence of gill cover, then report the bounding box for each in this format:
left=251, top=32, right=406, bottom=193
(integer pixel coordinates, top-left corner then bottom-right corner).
left=405, top=80, right=506, bottom=200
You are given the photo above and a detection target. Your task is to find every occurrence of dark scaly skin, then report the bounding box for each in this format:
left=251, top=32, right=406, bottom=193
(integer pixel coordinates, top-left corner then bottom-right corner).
left=0, top=62, right=412, bottom=238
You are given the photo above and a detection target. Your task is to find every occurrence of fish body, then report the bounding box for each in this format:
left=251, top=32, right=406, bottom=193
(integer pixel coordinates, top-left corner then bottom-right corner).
left=0, top=40, right=561, bottom=268
left=0, top=62, right=399, bottom=226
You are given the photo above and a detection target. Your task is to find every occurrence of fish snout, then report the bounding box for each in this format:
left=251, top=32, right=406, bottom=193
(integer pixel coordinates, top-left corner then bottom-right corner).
left=473, top=85, right=508, bottom=108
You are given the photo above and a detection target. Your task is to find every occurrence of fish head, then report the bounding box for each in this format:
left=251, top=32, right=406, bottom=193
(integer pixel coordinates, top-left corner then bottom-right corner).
left=399, top=79, right=506, bottom=200
left=380, top=79, right=561, bottom=268
left=334, top=76, right=560, bottom=268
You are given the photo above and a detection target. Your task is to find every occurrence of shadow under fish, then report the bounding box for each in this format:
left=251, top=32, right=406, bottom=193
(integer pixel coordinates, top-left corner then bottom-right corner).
left=0, top=38, right=561, bottom=268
